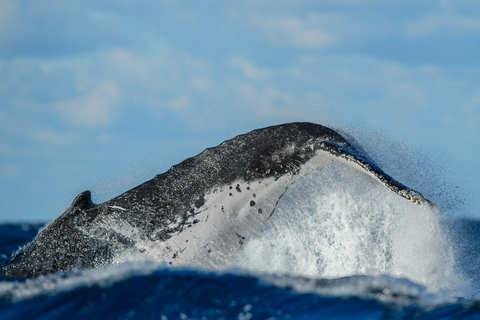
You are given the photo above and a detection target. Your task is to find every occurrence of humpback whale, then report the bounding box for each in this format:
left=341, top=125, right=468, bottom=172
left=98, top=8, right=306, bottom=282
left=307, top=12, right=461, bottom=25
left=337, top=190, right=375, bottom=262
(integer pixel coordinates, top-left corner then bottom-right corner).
left=0, top=123, right=431, bottom=278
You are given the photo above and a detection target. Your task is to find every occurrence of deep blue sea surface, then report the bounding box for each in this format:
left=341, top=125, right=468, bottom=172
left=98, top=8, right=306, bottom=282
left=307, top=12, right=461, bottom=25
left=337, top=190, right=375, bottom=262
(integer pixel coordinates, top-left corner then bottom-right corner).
left=1, top=220, right=480, bottom=320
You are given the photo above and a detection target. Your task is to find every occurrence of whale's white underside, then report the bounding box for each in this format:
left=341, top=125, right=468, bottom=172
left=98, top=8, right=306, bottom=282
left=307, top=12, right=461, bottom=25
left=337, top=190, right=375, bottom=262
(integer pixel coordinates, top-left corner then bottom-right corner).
left=79, top=150, right=420, bottom=269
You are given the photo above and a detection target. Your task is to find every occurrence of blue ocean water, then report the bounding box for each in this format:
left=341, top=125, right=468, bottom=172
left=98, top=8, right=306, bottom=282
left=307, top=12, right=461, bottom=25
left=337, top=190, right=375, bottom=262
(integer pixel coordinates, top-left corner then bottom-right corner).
left=1, top=218, right=480, bottom=319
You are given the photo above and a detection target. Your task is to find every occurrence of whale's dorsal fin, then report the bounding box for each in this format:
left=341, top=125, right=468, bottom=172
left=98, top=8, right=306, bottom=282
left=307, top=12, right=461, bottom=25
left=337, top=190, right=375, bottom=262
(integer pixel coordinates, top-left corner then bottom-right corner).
left=71, top=190, right=94, bottom=210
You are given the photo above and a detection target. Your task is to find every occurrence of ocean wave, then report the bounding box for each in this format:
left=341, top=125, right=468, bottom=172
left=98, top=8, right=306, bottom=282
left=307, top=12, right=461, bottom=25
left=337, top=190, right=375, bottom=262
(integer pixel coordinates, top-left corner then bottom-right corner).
left=0, top=264, right=479, bottom=320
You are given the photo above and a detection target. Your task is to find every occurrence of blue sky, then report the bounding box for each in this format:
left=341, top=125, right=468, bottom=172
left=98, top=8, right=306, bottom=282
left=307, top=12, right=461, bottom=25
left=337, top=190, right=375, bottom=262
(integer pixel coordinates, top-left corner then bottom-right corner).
left=1, top=0, right=479, bottom=221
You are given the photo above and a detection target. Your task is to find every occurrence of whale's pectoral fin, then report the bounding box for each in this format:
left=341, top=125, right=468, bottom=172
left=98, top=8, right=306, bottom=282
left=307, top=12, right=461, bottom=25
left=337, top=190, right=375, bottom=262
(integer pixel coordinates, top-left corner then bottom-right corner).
left=319, top=141, right=433, bottom=207
left=71, top=190, right=95, bottom=210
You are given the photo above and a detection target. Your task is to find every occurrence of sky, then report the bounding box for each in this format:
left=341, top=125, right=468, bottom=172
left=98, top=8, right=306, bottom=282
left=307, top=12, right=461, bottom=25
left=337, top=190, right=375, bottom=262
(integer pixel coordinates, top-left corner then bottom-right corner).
left=0, top=0, right=479, bottom=222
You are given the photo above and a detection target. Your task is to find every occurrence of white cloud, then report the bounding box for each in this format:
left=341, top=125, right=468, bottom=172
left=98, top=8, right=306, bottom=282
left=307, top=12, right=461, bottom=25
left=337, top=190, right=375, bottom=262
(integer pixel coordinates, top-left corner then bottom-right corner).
left=0, top=1, right=16, bottom=38
left=189, top=77, right=212, bottom=92
left=168, top=96, right=190, bottom=111
left=250, top=14, right=335, bottom=49
left=229, top=82, right=300, bottom=119
left=229, top=57, right=270, bottom=81
left=0, top=1, right=21, bottom=51
left=405, top=8, right=480, bottom=39
left=30, top=128, right=78, bottom=145
left=56, top=81, right=120, bottom=127
left=109, top=48, right=152, bottom=80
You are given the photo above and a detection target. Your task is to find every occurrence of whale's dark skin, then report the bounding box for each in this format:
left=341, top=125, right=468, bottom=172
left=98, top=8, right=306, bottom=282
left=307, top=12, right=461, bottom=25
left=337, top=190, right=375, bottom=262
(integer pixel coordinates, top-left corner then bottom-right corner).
left=0, top=123, right=431, bottom=278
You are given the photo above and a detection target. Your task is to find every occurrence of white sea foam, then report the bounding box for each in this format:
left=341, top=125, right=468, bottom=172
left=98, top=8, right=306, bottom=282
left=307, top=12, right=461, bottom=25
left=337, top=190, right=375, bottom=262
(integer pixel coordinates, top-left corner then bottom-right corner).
left=229, top=162, right=462, bottom=295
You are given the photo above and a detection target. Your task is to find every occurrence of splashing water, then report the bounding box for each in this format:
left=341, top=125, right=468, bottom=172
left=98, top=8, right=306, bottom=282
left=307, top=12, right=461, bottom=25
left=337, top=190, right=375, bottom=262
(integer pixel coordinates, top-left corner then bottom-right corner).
left=230, top=162, right=460, bottom=295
